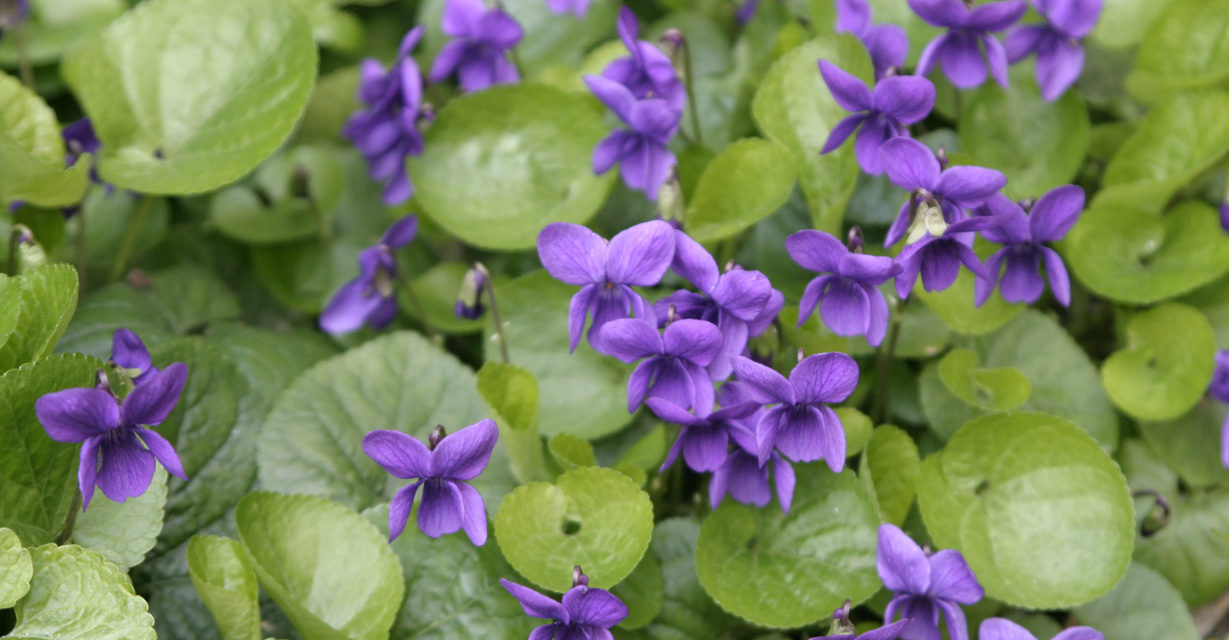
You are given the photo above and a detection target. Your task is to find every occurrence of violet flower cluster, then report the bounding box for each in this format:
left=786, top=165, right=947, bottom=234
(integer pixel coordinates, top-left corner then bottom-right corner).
left=912, top=0, right=1026, bottom=89
left=430, top=0, right=522, bottom=92
left=878, top=524, right=983, bottom=640
left=1006, top=0, right=1104, bottom=100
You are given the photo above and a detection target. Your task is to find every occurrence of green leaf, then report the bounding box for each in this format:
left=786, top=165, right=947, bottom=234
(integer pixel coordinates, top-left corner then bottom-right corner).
left=410, top=83, right=614, bottom=250
left=643, top=517, right=739, bottom=639
left=0, top=528, right=32, bottom=609
left=0, top=353, right=101, bottom=546
left=235, top=492, right=403, bottom=640
left=915, top=262, right=1022, bottom=336
left=1064, top=200, right=1229, bottom=304
left=0, top=263, right=78, bottom=372
left=209, top=146, right=343, bottom=245
left=684, top=138, right=796, bottom=243
left=1126, top=0, right=1229, bottom=102
left=836, top=406, right=873, bottom=457
left=858, top=425, right=921, bottom=526
left=1073, top=562, right=1201, bottom=640
left=1184, top=272, right=1229, bottom=347
left=73, top=468, right=167, bottom=569
left=0, top=71, right=91, bottom=208
left=1133, top=489, right=1229, bottom=606
left=477, top=361, right=548, bottom=484
left=0, top=0, right=126, bottom=65
left=695, top=467, right=880, bottom=628
left=1101, top=303, right=1215, bottom=421
left=936, top=348, right=1031, bottom=411
left=548, top=433, right=598, bottom=472
left=78, top=191, right=170, bottom=269
left=1090, top=0, right=1166, bottom=49
left=494, top=466, right=654, bottom=592
left=6, top=544, right=156, bottom=640
left=61, top=0, right=317, bottom=194
left=611, top=551, right=665, bottom=630
left=400, top=262, right=486, bottom=334
left=752, top=37, right=870, bottom=233
left=917, top=412, right=1134, bottom=608
left=483, top=271, right=633, bottom=439
left=186, top=535, right=261, bottom=640
left=1138, top=400, right=1229, bottom=489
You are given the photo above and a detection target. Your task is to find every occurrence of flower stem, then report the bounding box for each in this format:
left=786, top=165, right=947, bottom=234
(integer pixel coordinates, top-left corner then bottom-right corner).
left=109, top=195, right=154, bottom=282
left=478, top=262, right=510, bottom=364
left=75, top=213, right=87, bottom=293
left=6, top=227, right=20, bottom=276
left=54, top=491, right=83, bottom=545
left=398, top=277, right=440, bottom=343
left=680, top=36, right=704, bottom=147
left=871, top=297, right=908, bottom=424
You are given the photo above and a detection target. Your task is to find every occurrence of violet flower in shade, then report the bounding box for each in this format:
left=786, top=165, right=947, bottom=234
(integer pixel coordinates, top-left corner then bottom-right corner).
left=878, top=524, right=984, bottom=640
left=787, top=230, right=900, bottom=346
left=35, top=364, right=189, bottom=510
left=599, top=318, right=723, bottom=413
left=1005, top=0, right=1102, bottom=101
left=500, top=567, right=628, bottom=639
left=836, top=0, right=910, bottom=80
left=429, top=0, right=522, bottom=92
left=585, top=74, right=681, bottom=201
left=602, top=7, right=685, bottom=110
left=706, top=381, right=797, bottom=512
left=1209, top=350, right=1229, bottom=468
left=893, top=216, right=1005, bottom=299
left=881, top=137, right=1007, bottom=246
left=536, top=220, right=675, bottom=352
left=544, top=0, right=591, bottom=17
left=63, top=118, right=101, bottom=179
left=1219, top=200, right=1229, bottom=233
left=819, top=61, right=935, bottom=175
left=647, top=396, right=759, bottom=472
left=736, top=0, right=760, bottom=24
left=973, top=185, right=1083, bottom=307
left=362, top=420, right=497, bottom=545
left=110, top=328, right=157, bottom=382
left=344, top=27, right=427, bottom=205
left=979, top=618, right=1103, bottom=640
left=731, top=353, right=857, bottom=470
left=910, top=0, right=1027, bottom=89
left=319, top=215, right=418, bottom=334
left=810, top=600, right=911, bottom=640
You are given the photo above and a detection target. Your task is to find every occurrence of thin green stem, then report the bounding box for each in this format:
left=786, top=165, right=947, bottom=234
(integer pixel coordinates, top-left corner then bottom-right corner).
left=54, top=491, right=83, bottom=545
left=871, top=298, right=907, bottom=424
left=479, top=263, right=510, bottom=364
left=6, top=227, right=20, bottom=276
left=680, top=37, right=704, bottom=147
left=15, top=25, right=34, bottom=90
left=75, top=214, right=87, bottom=293
left=109, top=196, right=154, bottom=282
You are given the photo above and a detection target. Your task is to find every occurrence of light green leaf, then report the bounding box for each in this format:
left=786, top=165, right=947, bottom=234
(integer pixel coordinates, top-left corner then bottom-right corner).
left=494, top=466, right=654, bottom=592
left=684, top=138, right=796, bottom=243
left=1101, top=303, right=1215, bottom=421
left=1126, top=0, right=1229, bottom=102
left=696, top=467, right=880, bottom=628
left=0, top=0, right=126, bottom=65
left=62, top=0, right=317, bottom=194
left=836, top=406, right=873, bottom=457
left=236, top=492, right=403, bottom=640
left=1090, top=0, right=1166, bottom=49
left=917, top=412, right=1135, bottom=608
left=1073, top=563, right=1201, bottom=640
left=1133, top=489, right=1229, bottom=606
left=74, top=467, right=167, bottom=569
left=0, top=71, right=91, bottom=208
left=1184, top=272, right=1229, bottom=347
left=401, top=262, right=486, bottom=335
left=410, top=83, right=615, bottom=250
left=477, top=361, right=548, bottom=484
left=6, top=544, right=156, bottom=640
left=0, top=263, right=78, bottom=372
left=1138, top=400, right=1229, bottom=489
left=937, top=348, right=1031, bottom=411
left=643, top=517, right=738, bottom=639
left=859, top=425, right=921, bottom=526
left=209, top=146, right=343, bottom=245
left=915, top=265, right=1022, bottom=336
left=0, top=528, right=32, bottom=608
left=548, top=433, right=597, bottom=473
left=187, top=535, right=261, bottom=640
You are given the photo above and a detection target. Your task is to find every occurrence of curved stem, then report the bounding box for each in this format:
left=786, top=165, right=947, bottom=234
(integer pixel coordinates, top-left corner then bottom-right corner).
left=478, top=263, right=510, bottom=364
left=54, top=491, right=83, bottom=545
left=109, top=196, right=154, bottom=282
left=871, top=297, right=907, bottom=424
left=680, top=37, right=704, bottom=147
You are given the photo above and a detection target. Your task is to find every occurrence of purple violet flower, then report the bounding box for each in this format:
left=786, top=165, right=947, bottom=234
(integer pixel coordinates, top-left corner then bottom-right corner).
left=430, top=0, right=523, bottom=92
left=736, top=0, right=761, bottom=24
left=585, top=74, right=681, bottom=201
left=1219, top=200, right=1229, bottom=233
left=599, top=318, right=724, bottom=414
left=731, top=353, right=857, bottom=470
left=0, top=0, right=28, bottom=35
left=647, top=396, right=760, bottom=472
left=319, top=215, right=418, bottom=334
left=63, top=118, right=100, bottom=175
left=878, top=524, right=984, bottom=640
left=910, top=0, right=1027, bottom=89
left=973, top=185, right=1083, bottom=307
left=537, top=220, right=676, bottom=352
left=708, top=382, right=796, bottom=512
left=1005, top=0, right=1102, bottom=100
left=362, top=420, right=498, bottom=545
left=881, top=137, right=1007, bottom=246
left=35, top=363, right=189, bottom=510
left=894, top=216, right=1004, bottom=299
left=500, top=567, right=628, bottom=639
left=979, top=618, right=1103, bottom=640
left=602, top=8, right=685, bottom=110
left=544, top=0, right=591, bottom=17
left=110, top=328, right=157, bottom=383
left=819, top=61, right=935, bottom=175
left=1209, top=350, right=1229, bottom=468
left=787, top=230, right=901, bottom=346
left=836, top=0, right=910, bottom=80
left=344, top=28, right=428, bottom=205
left=810, top=600, right=912, bottom=640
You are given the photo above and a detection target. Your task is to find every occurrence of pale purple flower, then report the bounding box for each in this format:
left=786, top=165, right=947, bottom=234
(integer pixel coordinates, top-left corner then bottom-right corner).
left=974, top=185, right=1083, bottom=307
left=319, top=215, right=418, bottom=334
left=585, top=74, right=681, bottom=201
left=362, top=420, right=497, bottom=545
left=35, top=363, right=189, bottom=510
left=894, top=216, right=1003, bottom=299
left=430, top=0, right=522, bottom=92
left=536, top=220, right=676, bottom=352
left=1219, top=200, right=1228, bottom=233
left=881, top=137, right=1006, bottom=246
left=979, top=618, right=1103, bottom=640
left=878, top=524, right=983, bottom=640
left=647, top=397, right=759, bottom=472
left=819, top=61, right=935, bottom=175
left=599, top=318, right=723, bottom=413
left=500, top=567, right=628, bottom=639
left=810, top=600, right=911, bottom=640
left=1005, top=0, right=1102, bottom=100
left=545, top=0, right=591, bottom=17
left=602, top=8, right=685, bottom=110
left=731, top=353, right=857, bottom=470
left=110, top=329, right=157, bottom=382
left=911, top=0, right=1027, bottom=89
left=836, top=0, right=910, bottom=80
left=788, top=230, right=900, bottom=346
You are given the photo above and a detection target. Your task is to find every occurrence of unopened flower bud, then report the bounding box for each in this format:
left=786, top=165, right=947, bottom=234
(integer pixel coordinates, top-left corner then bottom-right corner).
left=656, top=176, right=684, bottom=228
left=428, top=424, right=447, bottom=450
left=455, top=265, right=488, bottom=320
left=572, top=565, right=589, bottom=588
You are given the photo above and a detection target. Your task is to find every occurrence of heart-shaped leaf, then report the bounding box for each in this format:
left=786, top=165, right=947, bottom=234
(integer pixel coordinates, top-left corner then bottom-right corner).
left=1101, top=303, right=1215, bottom=421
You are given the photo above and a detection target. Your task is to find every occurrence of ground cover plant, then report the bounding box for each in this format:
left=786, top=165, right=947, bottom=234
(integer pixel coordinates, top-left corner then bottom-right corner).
left=1, top=0, right=1229, bottom=639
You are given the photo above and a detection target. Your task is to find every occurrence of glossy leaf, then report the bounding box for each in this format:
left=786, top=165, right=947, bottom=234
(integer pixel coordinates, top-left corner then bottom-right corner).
left=937, top=348, right=1031, bottom=411
left=73, top=467, right=167, bottom=569
left=0, top=71, right=91, bottom=208
left=477, top=361, right=548, bottom=484
left=0, top=263, right=78, bottom=372
left=186, top=535, right=261, bottom=640
left=859, top=425, right=921, bottom=526
left=1127, top=0, right=1229, bottom=102
left=0, top=527, right=32, bottom=609
left=684, top=138, right=796, bottom=243
left=1101, top=303, right=1215, bottom=421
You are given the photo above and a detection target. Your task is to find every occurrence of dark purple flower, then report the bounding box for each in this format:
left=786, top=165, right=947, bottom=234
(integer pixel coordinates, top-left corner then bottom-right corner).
left=500, top=568, right=628, bottom=639
left=881, top=137, right=1007, bottom=246
left=647, top=397, right=759, bottom=472
left=1005, top=0, right=1102, bottom=100
left=455, top=265, right=487, bottom=320
left=736, top=0, right=761, bottom=24
left=819, top=61, right=935, bottom=175
left=810, top=600, right=912, bottom=640
left=974, top=185, right=1083, bottom=307
left=979, top=618, right=1102, bottom=640
left=731, top=353, right=857, bottom=470
left=429, top=0, right=522, bottom=92
left=787, top=230, right=900, bottom=346
left=704, top=382, right=794, bottom=512
left=1219, top=200, right=1228, bottom=233
left=836, top=0, right=910, bottom=80
left=599, top=318, right=723, bottom=413
left=911, top=0, right=1027, bottom=89
left=602, top=8, right=685, bottom=110
left=62, top=119, right=100, bottom=170
left=894, top=216, right=1004, bottom=298
left=35, top=364, right=189, bottom=510
left=545, top=0, right=591, bottom=17
left=362, top=420, right=497, bottom=545
left=320, top=215, right=418, bottom=334
left=344, top=28, right=427, bottom=205
left=537, top=220, right=675, bottom=352
left=585, top=75, right=681, bottom=201
left=110, top=329, right=157, bottom=382
left=878, top=524, right=983, bottom=640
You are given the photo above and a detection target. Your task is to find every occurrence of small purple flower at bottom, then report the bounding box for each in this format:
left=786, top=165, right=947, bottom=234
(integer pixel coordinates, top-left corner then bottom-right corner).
left=979, top=618, right=1103, bottom=640
left=881, top=137, right=1006, bottom=246
left=111, top=328, right=157, bottom=382
left=1005, top=0, right=1102, bottom=101
left=974, top=186, right=1083, bottom=307
left=544, top=0, right=591, bottom=17
left=787, top=229, right=900, bottom=346
left=810, top=600, right=912, bottom=640
left=818, top=60, right=935, bottom=175
left=500, top=566, right=628, bottom=640
left=35, top=364, right=189, bottom=510
left=320, top=215, right=418, bottom=334
left=599, top=318, right=723, bottom=414
left=362, top=419, right=498, bottom=545
left=430, top=0, right=522, bottom=92
left=585, top=74, right=681, bottom=201
left=878, top=524, right=983, bottom=640
left=911, top=0, right=1027, bottom=89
